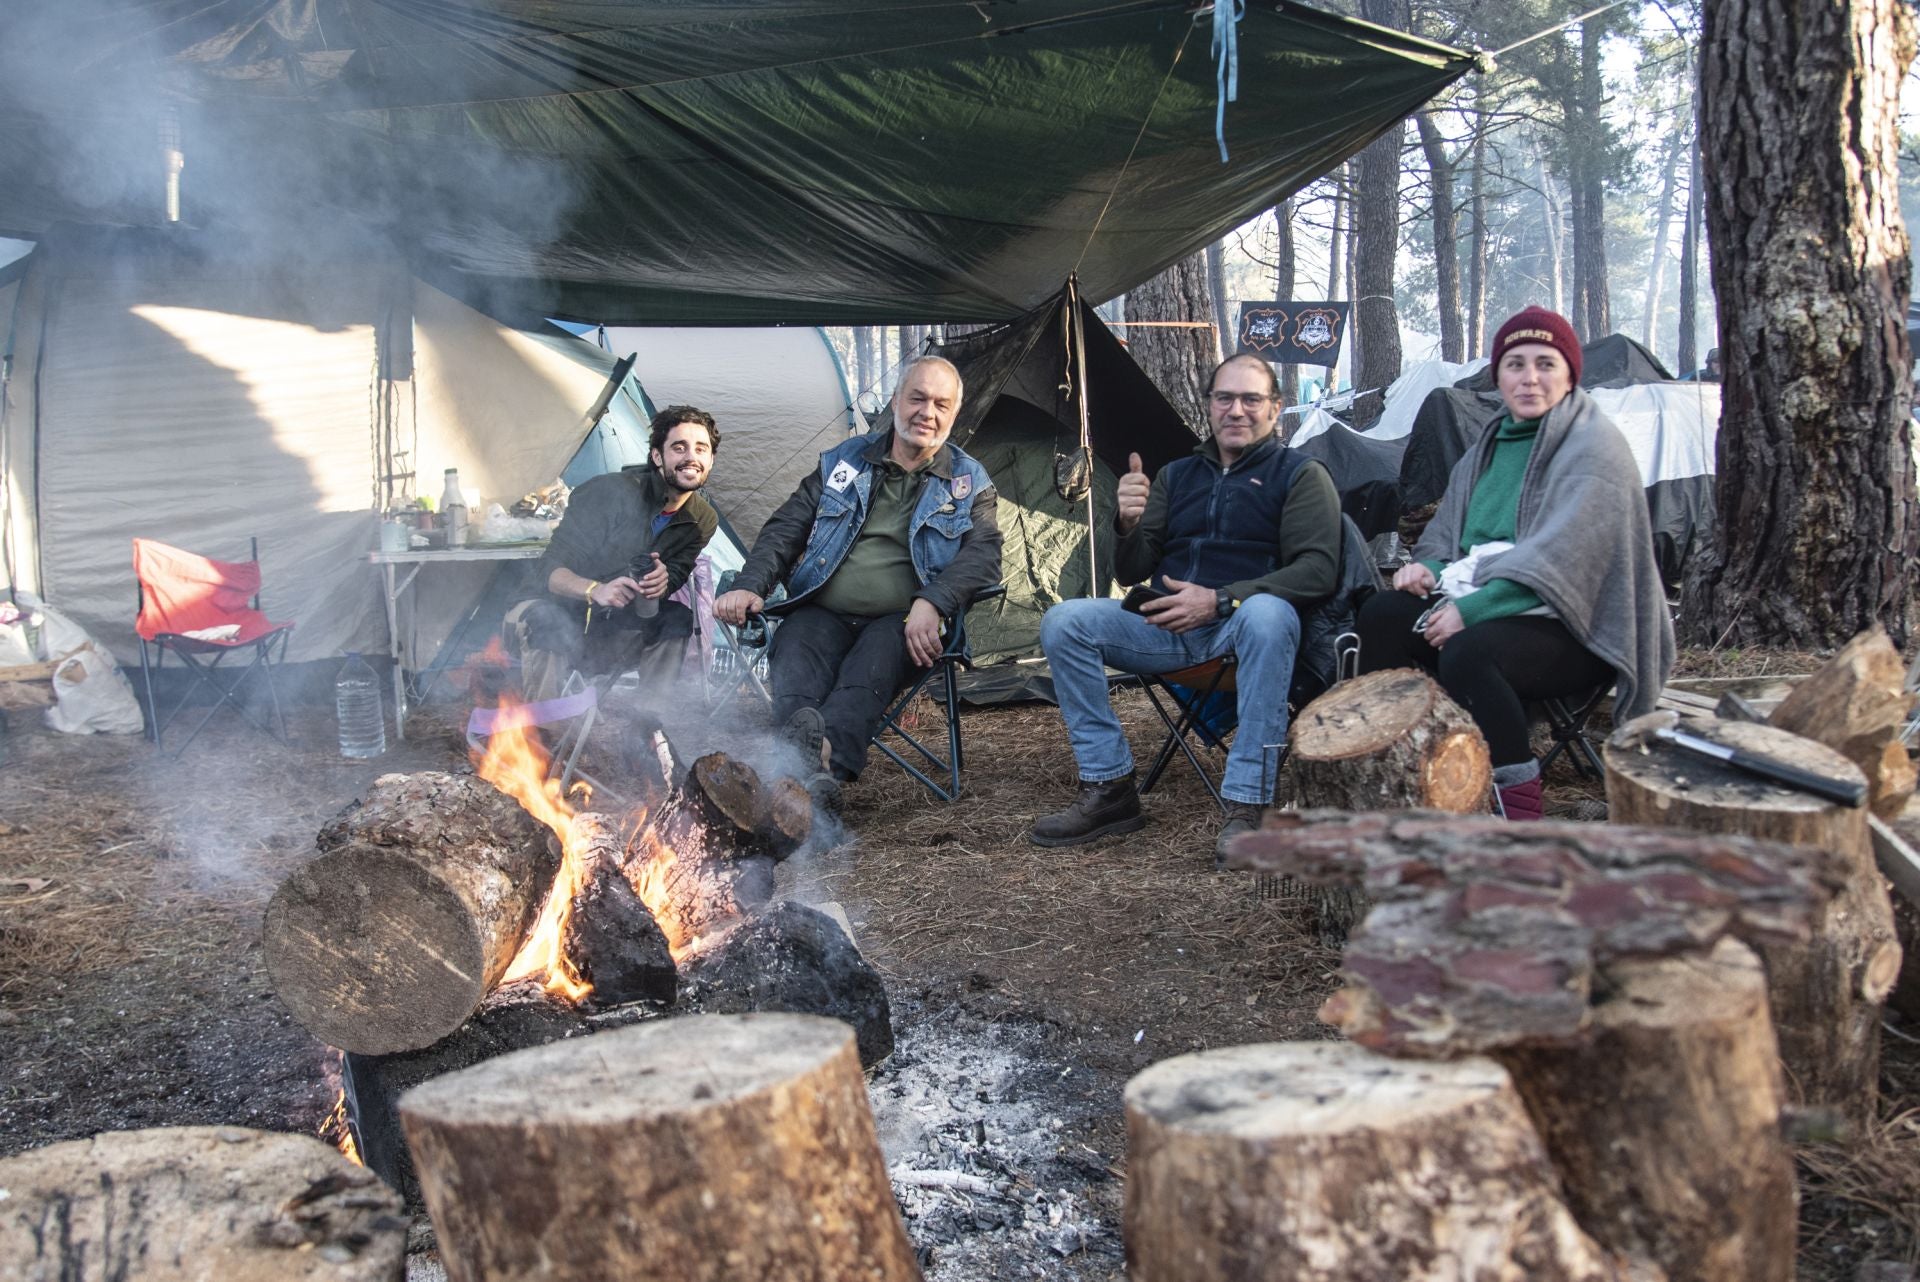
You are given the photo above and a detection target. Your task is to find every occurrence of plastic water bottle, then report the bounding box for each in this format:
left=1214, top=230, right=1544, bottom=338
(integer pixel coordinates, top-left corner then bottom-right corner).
left=336, top=652, right=387, bottom=759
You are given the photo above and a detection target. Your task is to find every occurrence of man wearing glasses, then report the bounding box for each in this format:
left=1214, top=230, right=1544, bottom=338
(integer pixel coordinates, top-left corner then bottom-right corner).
left=1028, top=353, right=1342, bottom=857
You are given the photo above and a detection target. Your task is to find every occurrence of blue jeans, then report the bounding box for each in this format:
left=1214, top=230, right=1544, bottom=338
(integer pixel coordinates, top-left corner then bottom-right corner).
left=1039, top=595, right=1302, bottom=804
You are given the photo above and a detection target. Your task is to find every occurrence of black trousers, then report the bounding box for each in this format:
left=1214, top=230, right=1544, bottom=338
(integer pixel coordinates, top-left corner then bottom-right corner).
left=1355, top=589, right=1614, bottom=767
left=768, top=604, right=918, bottom=781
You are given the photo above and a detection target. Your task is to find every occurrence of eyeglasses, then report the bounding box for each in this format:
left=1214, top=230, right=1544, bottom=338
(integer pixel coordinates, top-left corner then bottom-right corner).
left=1210, top=391, right=1275, bottom=409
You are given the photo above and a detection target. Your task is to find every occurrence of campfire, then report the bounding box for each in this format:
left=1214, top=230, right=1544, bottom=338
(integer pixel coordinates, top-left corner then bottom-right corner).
left=263, top=695, right=891, bottom=1212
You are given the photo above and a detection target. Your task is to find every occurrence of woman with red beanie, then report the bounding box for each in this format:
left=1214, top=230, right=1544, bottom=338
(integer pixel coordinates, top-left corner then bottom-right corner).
left=1354, top=305, right=1675, bottom=819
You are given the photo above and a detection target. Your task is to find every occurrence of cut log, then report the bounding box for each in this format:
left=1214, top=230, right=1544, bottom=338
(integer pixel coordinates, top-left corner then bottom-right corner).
left=347, top=984, right=590, bottom=1212
left=1496, top=938, right=1794, bottom=1282
left=560, top=811, right=676, bottom=1008
left=1606, top=712, right=1899, bottom=1119
left=1766, top=626, right=1917, bottom=819
left=680, top=901, right=894, bottom=1067
left=1286, top=668, right=1492, bottom=813
left=1123, top=1042, right=1646, bottom=1282
left=400, top=1013, right=921, bottom=1282
left=660, top=751, right=812, bottom=860
left=0, top=1125, right=407, bottom=1281
left=264, top=772, right=559, bottom=1055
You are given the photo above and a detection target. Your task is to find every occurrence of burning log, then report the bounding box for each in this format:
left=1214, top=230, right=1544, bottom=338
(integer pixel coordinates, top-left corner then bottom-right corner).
left=1285, top=668, right=1492, bottom=812
left=666, top=751, right=813, bottom=859
left=1606, top=712, right=1901, bottom=1120
left=680, top=901, right=895, bottom=1068
left=1123, top=1043, right=1641, bottom=1282
left=1227, top=811, right=1830, bottom=1281
left=347, top=985, right=592, bottom=1212
left=400, top=1013, right=922, bottom=1282
left=560, top=811, right=676, bottom=1008
left=263, top=772, right=560, bottom=1055
left=0, top=1125, right=407, bottom=1281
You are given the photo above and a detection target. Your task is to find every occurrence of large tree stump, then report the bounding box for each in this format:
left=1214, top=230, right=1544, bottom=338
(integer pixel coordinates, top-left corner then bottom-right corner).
left=1287, top=669, right=1491, bottom=812
left=1497, top=939, right=1794, bottom=1282
left=1606, top=712, right=1900, bottom=1118
left=1123, top=1042, right=1643, bottom=1282
left=0, top=1126, right=407, bottom=1281
left=264, top=772, right=559, bottom=1055
left=1766, top=626, right=1917, bottom=819
left=401, top=1013, right=921, bottom=1282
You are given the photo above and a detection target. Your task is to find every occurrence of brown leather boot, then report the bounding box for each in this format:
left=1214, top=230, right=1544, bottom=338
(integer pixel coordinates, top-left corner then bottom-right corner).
left=1028, top=776, right=1146, bottom=848
left=1213, top=801, right=1265, bottom=867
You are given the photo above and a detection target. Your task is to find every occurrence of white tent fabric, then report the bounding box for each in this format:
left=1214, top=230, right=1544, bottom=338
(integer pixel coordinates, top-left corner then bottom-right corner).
left=1285, top=357, right=1488, bottom=449
left=604, top=326, right=858, bottom=542
left=1588, top=382, right=1721, bottom=485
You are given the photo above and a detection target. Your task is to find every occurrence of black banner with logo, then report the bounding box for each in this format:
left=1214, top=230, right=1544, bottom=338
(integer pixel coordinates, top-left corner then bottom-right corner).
left=1236, top=301, right=1350, bottom=368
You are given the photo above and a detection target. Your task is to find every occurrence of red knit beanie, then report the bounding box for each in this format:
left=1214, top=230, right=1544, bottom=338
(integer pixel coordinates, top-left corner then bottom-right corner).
left=1491, top=306, right=1582, bottom=386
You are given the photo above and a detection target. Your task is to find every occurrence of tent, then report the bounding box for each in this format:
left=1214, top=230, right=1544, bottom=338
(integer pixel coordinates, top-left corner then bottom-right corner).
left=1453, top=333, right=1674, bottom=394
left=0, top=3, right=1473, bottom=325
left=0, top=225, right=852, bottom=667
left=932, top=288, right=1199, bottom=664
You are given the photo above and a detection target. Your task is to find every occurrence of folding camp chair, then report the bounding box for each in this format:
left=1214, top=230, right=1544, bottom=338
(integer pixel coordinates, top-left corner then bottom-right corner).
left=871, top=584, right=1006, bottom=801
left=132, top=537, right=293, bottom=753
left=1137, top=656, right=1242, bottom=811
left=1538, top=682, right=1612, bottom=780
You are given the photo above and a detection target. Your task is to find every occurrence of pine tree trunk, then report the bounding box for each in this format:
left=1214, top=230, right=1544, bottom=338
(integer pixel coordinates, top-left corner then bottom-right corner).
left=1418, top=112, right=1464, bottom=363
left=1273, top=199, right=1299, bottom=407
left=1644, top=114, right=1688, bottom=350
left=854, top=326, right=875, bottom=401
left=1353, top=122, right=1404, bottom=423
left=1129, top=250, right=1220, bottom=430
left=1537, top=137, right=1566, bottom=315
left=1678, top=132, right=1702, bottom=375
left=1572, top=17, right=1611, bottom=339
left=1679, top=0, right=1919, bottom=648
left=1205, top=240, right=1233, bottom=356
left=1327, top=170, right=1347, bottom=301
left=1468, top=121, right=1488, bottom=358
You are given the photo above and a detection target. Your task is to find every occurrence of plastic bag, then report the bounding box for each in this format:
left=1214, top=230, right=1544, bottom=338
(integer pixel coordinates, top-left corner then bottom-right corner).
left=36, top=602, right=146, bottom=735
left=477, top=502, right=555, bottom=544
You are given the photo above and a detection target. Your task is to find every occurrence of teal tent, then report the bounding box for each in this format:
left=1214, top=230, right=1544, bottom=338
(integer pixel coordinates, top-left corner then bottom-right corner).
left=0, top=2, right=1473, bottom=324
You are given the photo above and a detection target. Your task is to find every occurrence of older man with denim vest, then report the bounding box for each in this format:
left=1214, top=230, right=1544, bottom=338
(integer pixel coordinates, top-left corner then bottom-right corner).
left=715, top=357, right=1001, bottom=794
left=1030, top=354, right=1341, bottom=858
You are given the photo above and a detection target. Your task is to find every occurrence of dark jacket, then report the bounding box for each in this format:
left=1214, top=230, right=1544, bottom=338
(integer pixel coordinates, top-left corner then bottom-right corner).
left=735, top=430, right=1003, bottom=618
left=540, top=465, right=718, bottom=599
left=1116, top=432, right=1340, bottom=606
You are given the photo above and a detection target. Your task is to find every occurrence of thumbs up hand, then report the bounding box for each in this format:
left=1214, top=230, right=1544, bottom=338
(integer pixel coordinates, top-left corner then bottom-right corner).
left=1116, top=452, right=1151, bottom=534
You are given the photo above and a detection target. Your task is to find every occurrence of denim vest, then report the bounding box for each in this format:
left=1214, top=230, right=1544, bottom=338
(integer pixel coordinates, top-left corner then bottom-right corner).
left=1154, top=434, right=1314, bottom=590
left=785, top=432, right=993, bottom=602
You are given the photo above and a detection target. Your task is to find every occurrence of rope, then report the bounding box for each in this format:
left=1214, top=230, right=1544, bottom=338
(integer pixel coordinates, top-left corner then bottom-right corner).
left=1485, top=0, right=1631, bottom=60
left=1211, top=0, right=1245, bottom=164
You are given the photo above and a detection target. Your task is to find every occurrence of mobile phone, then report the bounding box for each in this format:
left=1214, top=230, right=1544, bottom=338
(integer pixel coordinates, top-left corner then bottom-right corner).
left=1122, top=585, right=1170, bottom=615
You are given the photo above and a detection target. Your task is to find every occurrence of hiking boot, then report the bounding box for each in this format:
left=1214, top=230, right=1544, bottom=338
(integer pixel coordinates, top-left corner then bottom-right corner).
left=805, top=770, right=843, bottom=818
left=1495, top=777, right=1544, bottom=822
left=783, top=706, right=829, bottom=771
left=1213, top=801, right=1266, bottom=868
left=1028, top=776, right=1145, bottom=848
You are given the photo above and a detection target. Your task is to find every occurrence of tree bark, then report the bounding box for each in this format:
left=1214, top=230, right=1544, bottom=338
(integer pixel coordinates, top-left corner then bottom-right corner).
left=1418, top=111, right=1464, bottom=363
left=1286, top=668, right=1492, bottom=813
left=1327, top=168, right=1347, bottom=301
left=1605, top=712, right=1899, bottom=1120
left=1205, top=239, right=1233, bottom=354
left=1467, top=117, right=1489, bottom=358
left=1572, top=17, right=1611, bottom=339
left=1497, top=939, right=1795, bottom=1282
left=1643, top=114, right=1687, bottom=350
left=1128, top=250, right=1220, bottom=430
left=1678, top=128, right=1702, bottom=375
left=1679, top=0, right=1918, bottom=648
left=402, top=1013, right=921, bottom=1282
left=0, top=1126, right=407, bottom=1282
left=263, top=772, right=559, bottom=1055
left=1273, top=199, right=1299, bottom=407
left=1123, top=1042, right=1637, bottom=1282
left=1353, top=117, right=1405, bottom=423
left=1537, top=135, right=1567, bottom=316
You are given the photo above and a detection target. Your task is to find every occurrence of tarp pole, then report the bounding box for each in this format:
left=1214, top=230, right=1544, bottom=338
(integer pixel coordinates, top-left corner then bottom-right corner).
left=1068, top=276, right=1098, bottom=597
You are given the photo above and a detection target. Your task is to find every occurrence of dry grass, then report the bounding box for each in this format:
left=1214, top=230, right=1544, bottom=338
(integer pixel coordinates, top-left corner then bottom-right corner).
left=1799, top=1108, right=1920, bottom=1268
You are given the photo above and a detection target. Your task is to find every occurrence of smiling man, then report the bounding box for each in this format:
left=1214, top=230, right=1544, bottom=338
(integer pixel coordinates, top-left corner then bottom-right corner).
left=714, top=356, right=1000, bottom=795
left=506, top=404, right=720, bottom=702
left=1029, top=353, right=1342, bottom=858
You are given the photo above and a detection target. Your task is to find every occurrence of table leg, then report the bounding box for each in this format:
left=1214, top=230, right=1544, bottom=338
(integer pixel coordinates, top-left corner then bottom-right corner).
left=382, top=561, right=408, bottom=740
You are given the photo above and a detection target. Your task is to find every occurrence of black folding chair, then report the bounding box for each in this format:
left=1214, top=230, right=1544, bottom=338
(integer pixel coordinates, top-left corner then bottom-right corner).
left=871, top=585, right=1006, bottom=802
left=1539, top=683, right=1612, bottom=779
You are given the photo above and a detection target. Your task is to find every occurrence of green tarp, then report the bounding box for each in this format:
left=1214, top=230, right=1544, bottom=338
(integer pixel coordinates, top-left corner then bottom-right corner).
left=0, top=1, right=1472, bottom=324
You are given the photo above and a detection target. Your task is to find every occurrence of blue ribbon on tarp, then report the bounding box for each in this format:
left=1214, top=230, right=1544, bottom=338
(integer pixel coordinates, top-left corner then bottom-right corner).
left=1212, top=0, right=1246, bottom=164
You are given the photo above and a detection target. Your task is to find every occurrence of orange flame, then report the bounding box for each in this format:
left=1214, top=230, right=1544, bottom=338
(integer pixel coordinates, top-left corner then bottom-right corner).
left=320, top=1090, right=363, bottom=1166
left=472, top=695, right=698, bottom=998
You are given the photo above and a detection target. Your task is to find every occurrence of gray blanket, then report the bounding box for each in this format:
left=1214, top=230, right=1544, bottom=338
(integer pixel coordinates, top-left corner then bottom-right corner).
left=1413, top=387, right=1675, bottom=719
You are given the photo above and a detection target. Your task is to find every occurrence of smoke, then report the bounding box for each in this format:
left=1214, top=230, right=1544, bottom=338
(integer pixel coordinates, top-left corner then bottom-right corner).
left=0, top=1, right=585, bottom=320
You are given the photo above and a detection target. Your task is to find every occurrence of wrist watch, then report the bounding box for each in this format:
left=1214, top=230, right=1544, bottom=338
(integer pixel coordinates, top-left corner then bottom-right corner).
left=1216, top=588, right=1237, bottom=617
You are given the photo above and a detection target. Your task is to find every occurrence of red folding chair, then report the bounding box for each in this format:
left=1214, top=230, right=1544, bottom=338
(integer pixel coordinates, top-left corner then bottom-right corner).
left=132, top=537, right=294, bottom=752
